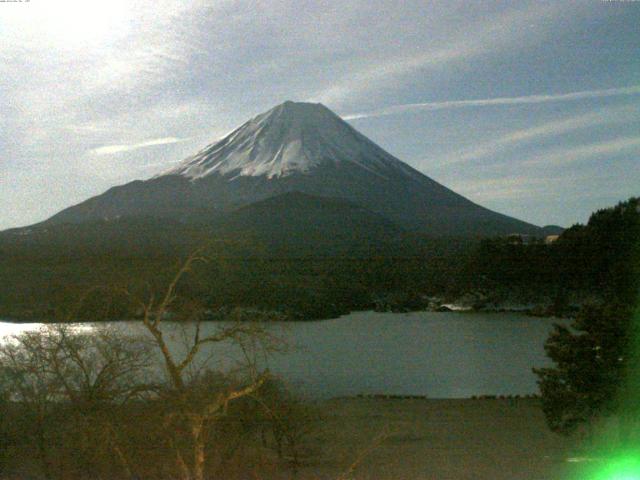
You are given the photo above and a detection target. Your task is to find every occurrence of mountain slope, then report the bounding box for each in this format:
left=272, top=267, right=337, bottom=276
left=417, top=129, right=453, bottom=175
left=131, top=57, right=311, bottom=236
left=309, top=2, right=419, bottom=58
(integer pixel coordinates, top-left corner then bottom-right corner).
left=215, top=191, right=404, bottom=256
left=0, top=193, right=403, bottom=258
left=43, top=101, right=541, bottom=236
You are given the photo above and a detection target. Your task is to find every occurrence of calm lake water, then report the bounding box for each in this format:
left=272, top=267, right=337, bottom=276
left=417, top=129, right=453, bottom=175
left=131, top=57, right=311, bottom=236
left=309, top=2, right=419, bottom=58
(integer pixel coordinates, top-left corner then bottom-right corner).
left=0, top=311, right=565, bottom=399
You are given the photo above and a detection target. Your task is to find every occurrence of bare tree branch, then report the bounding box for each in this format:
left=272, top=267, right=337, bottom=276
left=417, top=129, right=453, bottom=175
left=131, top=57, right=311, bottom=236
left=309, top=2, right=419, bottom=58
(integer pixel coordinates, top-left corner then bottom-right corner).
left=154, top=250, right=208, bottom=327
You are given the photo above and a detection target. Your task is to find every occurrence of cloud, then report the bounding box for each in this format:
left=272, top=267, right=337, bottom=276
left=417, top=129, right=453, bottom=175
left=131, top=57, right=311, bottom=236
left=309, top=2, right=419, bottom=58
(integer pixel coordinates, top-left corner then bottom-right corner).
left=310, top=2, right=573, bottom=107
left=436, top=104, right=640, bottom=166
left=429, top=133, right=640, bottom=206
left=89, top=137, right=187, bottom=156
left=448, top=176, right=551, bottom=201
left=523, top=136, right=640, bottom=167
left=448, top=171, right=600, bottom=202
left=344, top=85, right=640, bottom=120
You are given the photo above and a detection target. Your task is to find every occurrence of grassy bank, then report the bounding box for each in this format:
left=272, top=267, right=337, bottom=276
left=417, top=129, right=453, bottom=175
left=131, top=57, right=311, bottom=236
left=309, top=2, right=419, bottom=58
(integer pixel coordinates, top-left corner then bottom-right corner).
left=286, top=397, right=579, bottom=480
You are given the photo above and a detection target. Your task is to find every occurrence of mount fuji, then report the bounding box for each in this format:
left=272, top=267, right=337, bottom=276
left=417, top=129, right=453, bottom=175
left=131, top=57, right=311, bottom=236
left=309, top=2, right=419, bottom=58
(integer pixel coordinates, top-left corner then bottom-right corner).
left=43, top=101, right=541, bottom=236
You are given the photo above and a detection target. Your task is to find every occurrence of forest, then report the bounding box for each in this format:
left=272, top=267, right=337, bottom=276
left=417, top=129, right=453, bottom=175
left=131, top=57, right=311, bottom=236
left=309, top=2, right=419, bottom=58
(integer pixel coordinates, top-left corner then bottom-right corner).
left=0, top=197, right=637, bottom=321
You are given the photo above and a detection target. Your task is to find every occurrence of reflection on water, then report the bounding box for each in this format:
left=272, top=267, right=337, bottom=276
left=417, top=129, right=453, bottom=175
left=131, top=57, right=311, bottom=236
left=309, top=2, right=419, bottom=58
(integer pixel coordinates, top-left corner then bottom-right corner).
left=0, top=322, right=95, bottom=339
left=0, top=311, right=565, bottom=399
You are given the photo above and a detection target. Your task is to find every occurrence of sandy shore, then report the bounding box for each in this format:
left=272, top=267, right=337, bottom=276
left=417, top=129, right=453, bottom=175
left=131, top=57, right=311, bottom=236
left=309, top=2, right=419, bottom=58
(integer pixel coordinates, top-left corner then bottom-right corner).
left=293, top=397, right=579, bottom=480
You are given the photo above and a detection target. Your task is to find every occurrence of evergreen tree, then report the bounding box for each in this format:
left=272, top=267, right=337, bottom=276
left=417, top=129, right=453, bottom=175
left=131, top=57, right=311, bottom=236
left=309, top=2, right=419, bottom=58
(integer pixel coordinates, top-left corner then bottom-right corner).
left=534, top=302, right=634, bottom=435
left=534, top=198, right=640, bottom=438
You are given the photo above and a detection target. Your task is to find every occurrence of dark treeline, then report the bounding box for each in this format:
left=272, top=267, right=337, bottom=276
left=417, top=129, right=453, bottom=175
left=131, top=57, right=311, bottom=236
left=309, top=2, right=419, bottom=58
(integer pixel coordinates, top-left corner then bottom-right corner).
left=1, top=197, right=637, bottom=321
left=0, top=220, right=472, bottom=320
left=465, top=197, right=640, bottom=311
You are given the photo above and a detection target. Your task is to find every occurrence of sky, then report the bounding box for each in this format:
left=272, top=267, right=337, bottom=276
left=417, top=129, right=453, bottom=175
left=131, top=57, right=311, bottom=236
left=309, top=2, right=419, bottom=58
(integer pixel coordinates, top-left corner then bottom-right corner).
left=1, top=0, right=639, bottom=230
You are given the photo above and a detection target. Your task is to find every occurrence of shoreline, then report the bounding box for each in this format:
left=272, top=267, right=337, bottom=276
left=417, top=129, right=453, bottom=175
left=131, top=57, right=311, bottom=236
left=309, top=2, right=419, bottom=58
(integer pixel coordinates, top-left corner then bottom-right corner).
left=0, top=306, right=568, bottom=324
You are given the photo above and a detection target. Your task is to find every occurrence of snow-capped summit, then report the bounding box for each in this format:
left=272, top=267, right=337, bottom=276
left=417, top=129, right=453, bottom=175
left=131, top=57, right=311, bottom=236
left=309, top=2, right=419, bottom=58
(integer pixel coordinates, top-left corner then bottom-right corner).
left=166, top=100, right=410, bottom=180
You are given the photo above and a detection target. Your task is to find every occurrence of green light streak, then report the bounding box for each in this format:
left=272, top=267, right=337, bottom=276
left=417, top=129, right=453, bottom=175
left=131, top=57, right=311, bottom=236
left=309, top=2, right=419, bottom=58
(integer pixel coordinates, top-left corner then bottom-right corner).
left=581, top=454, right=640, bottom=480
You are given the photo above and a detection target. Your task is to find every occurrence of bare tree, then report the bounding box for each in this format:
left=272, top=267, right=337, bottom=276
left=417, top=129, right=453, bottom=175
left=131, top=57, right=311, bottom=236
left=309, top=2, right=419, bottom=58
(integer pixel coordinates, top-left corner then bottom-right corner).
left=0, top=324, right=155, bottom=479
left=121, top=251, right=285, bottom=480
left=0, top=329, right=58, bottom=479
left=253, top=379, right=320, bottom=475
left=0, top=251, right=305, bottom=480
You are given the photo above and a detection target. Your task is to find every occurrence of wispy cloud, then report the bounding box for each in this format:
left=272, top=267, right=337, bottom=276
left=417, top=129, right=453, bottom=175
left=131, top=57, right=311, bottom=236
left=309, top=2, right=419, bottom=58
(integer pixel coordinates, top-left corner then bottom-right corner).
left=89, top=137, right=187, bottom=156
left=523, top=136, right=640, bottom=167
left=311, top=3, right=572, bottom=107
left=449, top=171, right=599, bottom=202
left=436, top=104, right=639, bottom=166
left=344, top=85, right=640, bottom=120
left=449, top=176, right=552, bottom=201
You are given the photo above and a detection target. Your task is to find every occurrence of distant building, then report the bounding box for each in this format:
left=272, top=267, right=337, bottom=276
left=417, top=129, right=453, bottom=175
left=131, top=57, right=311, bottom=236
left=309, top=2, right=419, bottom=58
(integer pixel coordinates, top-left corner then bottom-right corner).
left=545, top=234, right=560, bottom=245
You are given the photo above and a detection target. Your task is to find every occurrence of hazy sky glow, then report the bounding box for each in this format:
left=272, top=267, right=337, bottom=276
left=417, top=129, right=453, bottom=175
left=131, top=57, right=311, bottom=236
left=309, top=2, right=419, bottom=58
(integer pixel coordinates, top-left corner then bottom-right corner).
left=1, top=0, right=639, bottom=230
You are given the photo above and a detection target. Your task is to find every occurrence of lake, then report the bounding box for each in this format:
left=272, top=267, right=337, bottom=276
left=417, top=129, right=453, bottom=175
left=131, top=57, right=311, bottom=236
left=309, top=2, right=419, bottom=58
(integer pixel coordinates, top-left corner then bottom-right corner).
left=0, top=311, right=565, bottom=399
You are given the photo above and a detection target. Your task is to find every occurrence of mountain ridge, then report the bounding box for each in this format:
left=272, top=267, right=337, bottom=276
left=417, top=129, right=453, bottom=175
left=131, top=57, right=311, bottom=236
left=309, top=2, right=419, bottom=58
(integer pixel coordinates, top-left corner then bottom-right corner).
left=35, top=101, right=544, bottom=237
